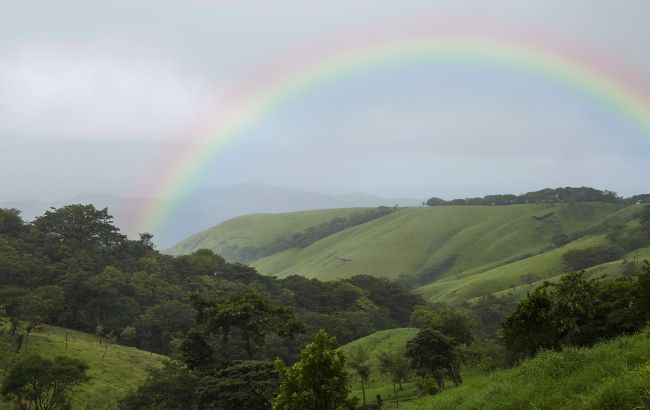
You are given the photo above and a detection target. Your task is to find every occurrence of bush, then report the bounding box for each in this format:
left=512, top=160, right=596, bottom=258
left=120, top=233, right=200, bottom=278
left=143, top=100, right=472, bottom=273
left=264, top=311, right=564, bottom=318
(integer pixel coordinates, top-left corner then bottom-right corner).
left=562, top=245, right=624, bottom=271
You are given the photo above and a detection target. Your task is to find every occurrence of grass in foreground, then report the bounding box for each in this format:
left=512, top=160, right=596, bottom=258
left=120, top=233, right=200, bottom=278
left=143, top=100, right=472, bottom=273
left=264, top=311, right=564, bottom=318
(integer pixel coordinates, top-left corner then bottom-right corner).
left=0, top=325, right=165, bottom=409
left=403, top=329, right=650, bottom=409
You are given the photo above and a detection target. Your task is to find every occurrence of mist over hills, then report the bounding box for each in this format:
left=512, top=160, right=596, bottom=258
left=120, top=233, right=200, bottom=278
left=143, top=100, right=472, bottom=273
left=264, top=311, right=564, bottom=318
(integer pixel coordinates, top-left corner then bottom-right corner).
left=0, top=182, right=420, bottom=248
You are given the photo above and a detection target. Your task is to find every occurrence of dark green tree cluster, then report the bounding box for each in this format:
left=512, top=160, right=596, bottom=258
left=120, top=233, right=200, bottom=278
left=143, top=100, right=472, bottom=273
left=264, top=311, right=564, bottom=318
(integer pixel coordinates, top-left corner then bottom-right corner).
left=502, top=264, right=650, bottom=362
left=273, top=329, right=356, bottom=410
left=406, top=305, right=473, bottom=390
left=1, top=355, right=89, bottom=409
left=426, top=186, right=632, bottom=207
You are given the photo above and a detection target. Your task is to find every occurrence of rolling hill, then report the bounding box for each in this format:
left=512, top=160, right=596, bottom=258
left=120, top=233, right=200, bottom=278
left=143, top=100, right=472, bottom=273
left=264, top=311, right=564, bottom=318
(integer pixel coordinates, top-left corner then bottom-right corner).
left=170, top=202, right=647, bottom=303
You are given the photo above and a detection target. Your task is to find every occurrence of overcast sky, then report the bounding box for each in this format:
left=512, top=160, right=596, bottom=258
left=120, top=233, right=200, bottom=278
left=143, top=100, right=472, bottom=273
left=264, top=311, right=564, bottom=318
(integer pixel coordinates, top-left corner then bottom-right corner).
left=1, top=0, right=650, bottom=201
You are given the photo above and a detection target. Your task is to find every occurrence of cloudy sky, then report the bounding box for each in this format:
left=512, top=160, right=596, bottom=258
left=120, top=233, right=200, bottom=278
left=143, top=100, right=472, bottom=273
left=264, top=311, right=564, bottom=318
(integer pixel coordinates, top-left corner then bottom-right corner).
left=1, top=0, right=650, bottom=201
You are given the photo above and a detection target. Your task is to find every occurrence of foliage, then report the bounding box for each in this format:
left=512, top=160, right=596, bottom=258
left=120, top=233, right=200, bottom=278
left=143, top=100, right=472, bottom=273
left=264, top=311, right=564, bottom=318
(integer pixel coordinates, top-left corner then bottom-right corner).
left=562, top=245, right=624, bottom=271
left=410, top=305, right=473, bottom=345
left=273, top=329, right=357, bottom=410
left=119, top=361, right=197, bottom=410
left=405, top=328, right=462, bottom=389
left=502, top=269, right=647, bottom=362
left=1, top=355, right=89, bottom=410
left=425, top=187, right=624, bottom=207
left=184, top=287, right=304, bottom=364
left=401, top=329, right=650, bottom=410
left=195, top=361, right=279, bottom=410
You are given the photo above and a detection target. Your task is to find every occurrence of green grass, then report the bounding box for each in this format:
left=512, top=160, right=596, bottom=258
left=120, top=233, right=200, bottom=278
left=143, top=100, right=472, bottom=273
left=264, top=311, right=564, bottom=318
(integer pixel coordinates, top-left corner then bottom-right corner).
left=166, top=208, right=368, bottom=259
left=0, top=325, right=165, bottom=409
left=402, top=329, right=650, bottom=409
left=339, top=328, right=420, bottom=409
left=253, top=204, right=626, bottom=282
left=416, top=234, right=610, bottom=304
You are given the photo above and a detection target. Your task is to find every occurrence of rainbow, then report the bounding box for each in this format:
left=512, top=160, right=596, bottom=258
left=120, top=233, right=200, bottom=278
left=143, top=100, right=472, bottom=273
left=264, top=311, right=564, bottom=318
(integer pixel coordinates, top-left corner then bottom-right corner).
left=131, top=22, right=650, bottom=237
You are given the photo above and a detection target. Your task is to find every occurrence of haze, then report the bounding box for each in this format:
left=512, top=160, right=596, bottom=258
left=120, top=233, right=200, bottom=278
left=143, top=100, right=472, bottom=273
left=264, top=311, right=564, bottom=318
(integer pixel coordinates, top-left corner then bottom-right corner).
left=2, top=0, right=650, bottom=202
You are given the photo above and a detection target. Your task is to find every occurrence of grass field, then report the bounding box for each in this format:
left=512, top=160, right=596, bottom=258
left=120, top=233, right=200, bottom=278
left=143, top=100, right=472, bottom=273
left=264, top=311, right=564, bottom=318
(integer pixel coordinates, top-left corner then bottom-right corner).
left=253, top=203, right=628, bottom=282
left=0, top=325, right=165, bottom=409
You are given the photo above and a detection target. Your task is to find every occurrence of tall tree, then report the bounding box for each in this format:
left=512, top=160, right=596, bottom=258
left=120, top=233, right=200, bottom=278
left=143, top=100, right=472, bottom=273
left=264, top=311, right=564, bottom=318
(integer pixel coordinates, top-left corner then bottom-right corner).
left=273, top=329, right=357, bottom=410
left=190, top=287, right=304, bottom=361
left=405, top=327, right=462, bottom=389
left=1, top=355, right=89, bottom=410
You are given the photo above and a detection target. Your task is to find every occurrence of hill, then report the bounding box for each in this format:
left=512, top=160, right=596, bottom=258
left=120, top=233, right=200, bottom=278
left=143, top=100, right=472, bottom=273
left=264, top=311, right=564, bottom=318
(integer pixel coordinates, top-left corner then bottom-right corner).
left=339, top=327, right=650, bottom=409
left=166, top=207, right=369, bottom=259
left=171, top=202, right=648, bottom=303
left=402, top=328, right=650, bottom=409
left=0, top=325, right=165, bottom=409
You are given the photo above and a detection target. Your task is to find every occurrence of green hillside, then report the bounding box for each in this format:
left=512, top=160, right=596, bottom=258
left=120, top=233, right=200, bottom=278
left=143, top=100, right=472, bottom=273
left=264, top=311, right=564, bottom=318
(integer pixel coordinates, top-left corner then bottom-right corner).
left=0, top=325, right=165, bottom=409
left=253, top=204, right=630, bottom=282
left=339, top=328, right=420, bottom=407
left=402, top=328, right=650, bottom=410
left=169, top=202, right=647, bottom=304
left=166, top=208, right=368, bottom=259
left=339, top=327, right=650, bottom=410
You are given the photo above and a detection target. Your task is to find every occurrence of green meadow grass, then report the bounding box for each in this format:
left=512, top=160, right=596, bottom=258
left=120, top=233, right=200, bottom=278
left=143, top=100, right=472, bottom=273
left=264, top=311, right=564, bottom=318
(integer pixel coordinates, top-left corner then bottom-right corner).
left=166, top=208, right=367, bottom=257
left=339, top=328, right=420, bottom=409
left=402, top=329, right=650, bottom=410
left=169, top=203, right=643, bottom=303
left=0, top=325, right=165, bottom=409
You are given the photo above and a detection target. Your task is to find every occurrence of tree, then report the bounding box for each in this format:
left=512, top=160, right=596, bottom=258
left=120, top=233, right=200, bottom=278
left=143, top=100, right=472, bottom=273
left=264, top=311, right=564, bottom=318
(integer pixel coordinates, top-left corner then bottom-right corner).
left=33, top=204, right=125, bottom=250
left=273, top=329, right=357, bottom=410
left=405, top=327, right=461, bottom=389
left=501, top=285, right=558, bottom=362
left=195, top=361, right=279, bottom=410
left=410, top=305, right=473, bottom=345
left=377, top=349, right=410, bottom=405
left=191, top=288, right=304, bottom=361
left=1, top=355, right=89, bottom=410
left=348, top=347, right=371, bottom=406
left=119, top=361, right=198, bottom=410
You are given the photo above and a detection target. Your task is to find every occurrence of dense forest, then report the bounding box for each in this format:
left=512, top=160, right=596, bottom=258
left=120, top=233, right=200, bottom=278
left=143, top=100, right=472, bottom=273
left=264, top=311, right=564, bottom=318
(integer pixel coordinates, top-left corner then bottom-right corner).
left=0, top=205, right=421, bottom=358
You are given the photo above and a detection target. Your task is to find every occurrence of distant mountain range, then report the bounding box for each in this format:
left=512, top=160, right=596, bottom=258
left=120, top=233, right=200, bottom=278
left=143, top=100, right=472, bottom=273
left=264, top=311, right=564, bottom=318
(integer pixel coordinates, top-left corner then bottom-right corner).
left=0, top=183, right=421, bottom=248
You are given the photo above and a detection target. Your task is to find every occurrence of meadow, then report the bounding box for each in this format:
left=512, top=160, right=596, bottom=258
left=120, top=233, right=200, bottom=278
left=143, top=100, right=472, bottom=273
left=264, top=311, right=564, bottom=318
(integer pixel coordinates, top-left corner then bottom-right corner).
left=0, top=325, right=165, bottom=409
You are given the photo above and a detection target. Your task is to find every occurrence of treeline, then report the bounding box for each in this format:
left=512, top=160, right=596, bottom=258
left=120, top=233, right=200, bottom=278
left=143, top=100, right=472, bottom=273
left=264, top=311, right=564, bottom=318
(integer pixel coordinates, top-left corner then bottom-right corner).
left=235, top=206, right=395, bottom=263
left=426, top=187, right=649, bottom=207
left=0, top=205, right=422, bottom=360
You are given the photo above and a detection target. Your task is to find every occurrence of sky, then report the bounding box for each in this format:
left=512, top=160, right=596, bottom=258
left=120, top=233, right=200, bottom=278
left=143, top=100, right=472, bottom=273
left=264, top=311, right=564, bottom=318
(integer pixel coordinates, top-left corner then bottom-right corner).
left=1, top=0, right=650, bottom=201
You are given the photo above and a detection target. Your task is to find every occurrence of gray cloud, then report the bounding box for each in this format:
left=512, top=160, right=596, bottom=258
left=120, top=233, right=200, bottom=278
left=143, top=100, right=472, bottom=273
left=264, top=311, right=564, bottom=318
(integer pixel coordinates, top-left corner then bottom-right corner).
left=1, top=0, right=649, bottom=201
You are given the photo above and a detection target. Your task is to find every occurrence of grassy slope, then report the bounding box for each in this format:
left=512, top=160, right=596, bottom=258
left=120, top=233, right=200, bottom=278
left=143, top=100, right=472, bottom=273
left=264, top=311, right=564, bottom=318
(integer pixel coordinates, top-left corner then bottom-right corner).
left=403, top=329, right=650, bottom=410
left=166, top=208, right=367, bottom=258
left=254, top=204, right=625, bottom=283
left=339, top=328, right=420, bottom=408
left=0, top=326, right=165, bottom=409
